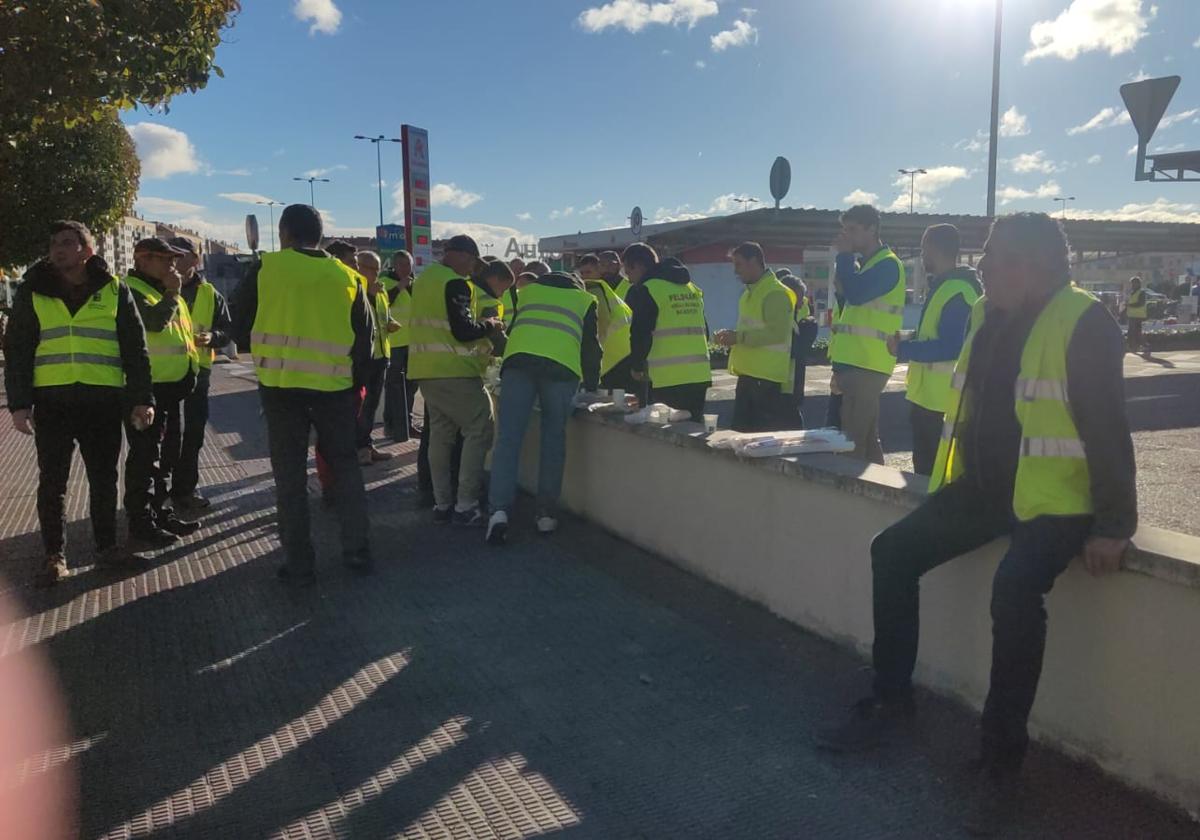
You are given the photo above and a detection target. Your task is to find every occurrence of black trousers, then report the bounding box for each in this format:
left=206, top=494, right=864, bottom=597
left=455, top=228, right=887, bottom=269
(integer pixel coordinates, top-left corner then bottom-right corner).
left=357, top=357, right=389, bottom=449
left=731, top=375, right=801, bottom=432
left=600, top=355, right=636, bottom=393
left=792, top=320, right=818, bottom=409
left=826, top=393, right=843, bottom=430
left=870, top=479, right=1091, bottom=770
left=34, top=396, right=124, bottom=555
left=124, top=379, right=192, bottom=526
left=909, top=402, right=944, bottom=477
left=383, top=346, right=417, bottom=441
left=647, top=381, right=708, bottom=422
left=260, top=387, right=370, bottom=573
left=162, top=367, right=211, bottom=500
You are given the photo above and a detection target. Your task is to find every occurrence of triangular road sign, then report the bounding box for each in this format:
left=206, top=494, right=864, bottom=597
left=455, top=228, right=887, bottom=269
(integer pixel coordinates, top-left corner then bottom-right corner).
left=1120, top=76, right=1180, bottom=143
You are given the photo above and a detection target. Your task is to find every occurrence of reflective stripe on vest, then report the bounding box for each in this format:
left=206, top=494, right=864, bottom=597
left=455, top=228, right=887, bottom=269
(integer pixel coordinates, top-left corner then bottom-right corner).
left=503, top=283, right=595, bottom=378
left=828, top=247, right=906, bottom=375
left=929, top=284, right=1096, bottom=521
left=250, top=250, right=358, bottom=391
left=729, top=271, right=792, bottom=384
left=31, top=278, right=124, bottom=388
left=905, top=276, right=979, bottom=412
left=644, top=278, right=709, bottom=388
left=585, top=279, right=633, bottom=376
left=190, top=281, right=217, bottom=369
left=124, top=275, right=199, bottom=383
left=408, top=263, right=480, bottom=380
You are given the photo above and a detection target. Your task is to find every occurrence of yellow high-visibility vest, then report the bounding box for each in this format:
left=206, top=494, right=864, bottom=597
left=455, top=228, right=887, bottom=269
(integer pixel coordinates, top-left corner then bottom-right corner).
left=585, top=278, right=632, bottom=376
left=124, top=274, right=199, bottom=383
left=503, top=282, right=596, bottom=378
left=372, top=290, right=391, bottom=360
left=467, top=287, right=504, bottom=376
left=643, top=278, right=710, bottom=388
left=1126, top=288, right=1148, bottom=320
left=189, top=280, right=217, bottom=369
left=408, top=263, right=479, bottom=380
left=250, top=250, right=359, bottom=391
left=729, top=271, right=792, bottom=385
left=829, top=247, right=906, bottom=375
left=389, top=285, right=412, bottom=349
left=31, top=277, right=124, bottom=388
left=614, top=276, right=632, bottom=300
left=930, top=284, right=1097, bottom=521
left=905, top=275, right=980, bottom=413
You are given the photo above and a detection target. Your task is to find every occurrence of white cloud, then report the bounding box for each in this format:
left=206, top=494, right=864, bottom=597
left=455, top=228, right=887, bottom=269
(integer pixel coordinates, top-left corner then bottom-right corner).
left=1024, top=0, right=1153, bottom=63
left=1087, top=154, right=1103, bottom=164
left=997, top=180, right=1062, bottom=204
left=1066, top=106, right=1131, bottom=135
left=842, top=189, right=879, bottom=207
left=1159, top=108, right=1200, bottom=129
left=998, top=106, right=1030, bottom=137
left=581, top=200, right=606, bottom=216
left=135, top=196, right=206, bottom=217
left=1129, top=67, right=1150, bottom=82
left=653, top=193, right=762, bottom=222
left=208, top=167, right=252, bottom=177
left=516, top=212, right=532, bottom=222
left=126, top=123, right=201, bottom=179
left=433, top=221, right=539, bottom=251
left=293, top=0, right=341, bottom=35
left=711, top=19, right=758, bottom=52
left=1070, top=198, right=1200, bottom=223
left=1194, top=35, right=1200, bottom=48
left=695, top=60, right=706, bottom=69
left=1009, top=150, right=1059, bottom=174
left=431, top=182, right=483, bottom=209
left=887, top=165, right=971, bottom=211
left=578, top=0, right=718, bottom=33
left=218, top=192, right=281, bottom=205
left=302, top=164, right=348, bottom=178
left=954, top=130, right=989, bottom=153
left=549, top=206, right=576, bottom=221
left=162, top=216, right=251, bottom=248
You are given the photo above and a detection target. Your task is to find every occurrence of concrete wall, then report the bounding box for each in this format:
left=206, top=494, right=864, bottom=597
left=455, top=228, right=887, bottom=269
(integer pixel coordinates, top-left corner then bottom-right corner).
left=516, top=411, right=1200, bottom=815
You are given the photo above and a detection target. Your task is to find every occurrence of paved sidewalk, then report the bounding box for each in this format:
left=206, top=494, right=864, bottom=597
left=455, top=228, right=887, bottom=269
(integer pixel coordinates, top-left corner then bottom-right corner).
left=0, top=367, right=1194, bottom=838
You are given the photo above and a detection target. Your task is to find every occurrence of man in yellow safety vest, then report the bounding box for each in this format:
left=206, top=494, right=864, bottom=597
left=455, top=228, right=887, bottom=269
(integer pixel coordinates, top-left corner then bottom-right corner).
left=888, top=224, right=980, bottom=477
left=161, top=236, right=233, bottom=515
left=715, top=242, right=799, bottom=432
left=817, top=213, right=1137, bottom=836
left=577, top=253, right=634, bottom=391
left=599, top=250, right=632, bottom=300
left=355, top=250, right=400, bottom=466
left=382, top=250, right=417, bottom=442
left=829, top=204, right=906, bottom=463
left=1124, top=275, right=1148, bottom=354
left=4, top=221, right=155, bottom=585
left=231, top=204, right=376, bottom=585
left=122, top=237, right=203, bottom=548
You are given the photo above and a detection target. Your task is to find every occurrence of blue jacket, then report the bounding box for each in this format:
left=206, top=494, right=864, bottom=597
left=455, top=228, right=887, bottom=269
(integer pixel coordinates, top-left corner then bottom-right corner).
left=896, top=267, right=981, bottom=364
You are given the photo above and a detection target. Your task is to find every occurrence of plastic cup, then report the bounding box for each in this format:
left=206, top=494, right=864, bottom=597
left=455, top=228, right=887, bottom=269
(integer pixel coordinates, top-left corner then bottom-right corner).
left=703, top=414, right=718, bottom=433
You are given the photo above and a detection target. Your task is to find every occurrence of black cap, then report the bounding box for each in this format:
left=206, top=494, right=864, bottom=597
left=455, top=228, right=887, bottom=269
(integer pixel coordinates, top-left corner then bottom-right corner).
left=775, top=267, right=793, bottom=278
left=443, top=234, right=480, bottom=257
left=134, top=237, right=187, bottom=256
left=167, top=236, right=197, bottom=254
left=325, top=239, right=356, bottom=257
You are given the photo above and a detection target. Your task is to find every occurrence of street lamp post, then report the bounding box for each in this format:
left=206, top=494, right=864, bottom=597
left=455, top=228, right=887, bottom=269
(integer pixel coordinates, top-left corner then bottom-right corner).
left=353, top=134, right=403, bottom=227
left=986, top=0, right=1004, bottom=217
left=483, top=242, right=494, bottom=255
left=898, top=168, right=927, bottom=214
left=1053, top=196, right=1076, bottom=220
left=732, top=197, right=760, bottom=211
left=293, top=176, right=331, bottom=206
left=255, top=200, right=281, bottom=251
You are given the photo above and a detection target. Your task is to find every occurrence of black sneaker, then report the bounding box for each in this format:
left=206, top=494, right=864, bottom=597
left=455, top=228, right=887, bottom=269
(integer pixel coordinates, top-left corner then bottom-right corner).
left=452, top=506, right=485, bottom=527
left=963, top=767, right=1019, bottom=837
left=486, top=511, right=509, bottom=546
left=172, top=494, right=211, bottom=515
left=343, top=550, right=374, bottom=575
left=814, top=695, right=915, bottom=753
left=128, top=522, right=179, bottom=549
left=159, top=514, right=201, bottom=537
left=35, top=554, right=68, bottom=588
left=277, top=565, right=316, bottom=588
left=433, top=505, right=453, bottom=524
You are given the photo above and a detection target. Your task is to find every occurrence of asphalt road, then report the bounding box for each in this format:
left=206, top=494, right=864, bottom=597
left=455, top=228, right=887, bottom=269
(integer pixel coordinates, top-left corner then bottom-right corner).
left=707, top=350, right=1200, bottom=537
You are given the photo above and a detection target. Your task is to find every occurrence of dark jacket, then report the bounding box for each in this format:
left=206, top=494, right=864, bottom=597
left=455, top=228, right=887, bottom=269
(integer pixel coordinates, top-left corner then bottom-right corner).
left=627, top=258, right=710, bottom=375
left=384, top=270, right=413, bottom=305
left=503, top=272, right=602, bottom=390
left=897, top=266, right=981, bottom=365
left=4, top=256, right=154, bottom=411
left=181, top=273, right=233, bottom=351
left=444, top=275, right=491, bottom=344
left=230, top=248, right=375, bottom=390
left=958, top=293, right=1137, bottom=539
left=125, top=268, right=197, bottom=393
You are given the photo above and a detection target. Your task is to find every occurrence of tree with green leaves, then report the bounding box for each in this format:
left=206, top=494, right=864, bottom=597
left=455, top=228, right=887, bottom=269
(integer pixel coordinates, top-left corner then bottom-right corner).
left=0, top=0, right=240, bottom=141
left=0, top=115, right=141, bottom=269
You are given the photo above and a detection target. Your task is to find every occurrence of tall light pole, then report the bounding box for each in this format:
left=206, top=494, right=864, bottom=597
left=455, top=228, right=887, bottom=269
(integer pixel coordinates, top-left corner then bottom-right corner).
left=353, top=134, right=402, bottom=227
left=898, top=168, right=927, bottom=214
left=986, top=0, right=1004, bottom=217
left=483, top=242, right=494, bottom=255
left=1053, top=196, right=1076, bottom=220
left=293, top=176, right=330, bottom=206
left=255, top=200, right=281, bottom=251
left=732, top=197, right=760, bottom=211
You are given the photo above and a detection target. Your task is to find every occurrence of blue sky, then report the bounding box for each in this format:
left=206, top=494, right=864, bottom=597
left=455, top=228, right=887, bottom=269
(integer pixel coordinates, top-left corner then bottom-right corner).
left=126, top=0, right=1200, bottom=250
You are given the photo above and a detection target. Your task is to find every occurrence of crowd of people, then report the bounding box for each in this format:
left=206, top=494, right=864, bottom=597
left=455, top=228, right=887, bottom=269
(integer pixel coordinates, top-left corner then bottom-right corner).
left=5, top=202, right=1139, bottom=835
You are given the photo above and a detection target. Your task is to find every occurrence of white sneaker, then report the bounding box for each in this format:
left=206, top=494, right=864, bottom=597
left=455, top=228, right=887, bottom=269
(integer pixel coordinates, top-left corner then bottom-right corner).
left=486, top=510, right=509, bottom=546
left=535, top=515, right=558, bottom=535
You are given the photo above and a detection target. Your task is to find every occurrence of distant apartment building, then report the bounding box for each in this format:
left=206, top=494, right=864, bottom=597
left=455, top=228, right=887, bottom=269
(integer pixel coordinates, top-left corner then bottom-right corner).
left=1073, top=252, right=1200, bottom=293
left=95, top=215, right=157, bottom=277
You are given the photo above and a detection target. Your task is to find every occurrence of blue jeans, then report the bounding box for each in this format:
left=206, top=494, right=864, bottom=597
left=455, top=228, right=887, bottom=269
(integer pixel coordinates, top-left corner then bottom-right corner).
left=488, top=367, right=578, bottom=515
